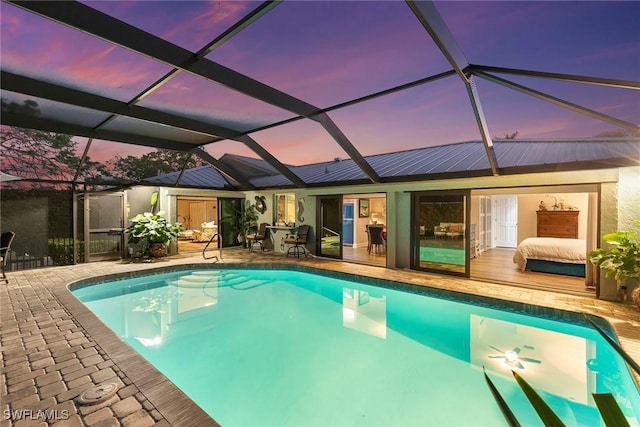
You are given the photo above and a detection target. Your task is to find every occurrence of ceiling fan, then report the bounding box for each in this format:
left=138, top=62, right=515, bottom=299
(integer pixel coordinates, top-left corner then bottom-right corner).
left=488, top=345, right=542, bottom=369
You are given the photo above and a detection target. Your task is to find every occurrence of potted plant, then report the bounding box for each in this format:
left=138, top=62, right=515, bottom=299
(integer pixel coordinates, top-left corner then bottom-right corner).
left=235, top=200, right=259, bottom=246
left=588, top=219, right=640, bottom=305
left=126, top=211, right=182, bottom=258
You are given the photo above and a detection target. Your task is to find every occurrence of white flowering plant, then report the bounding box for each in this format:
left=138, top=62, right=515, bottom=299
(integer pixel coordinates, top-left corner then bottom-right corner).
left=126, top=211, right=182, bottom=244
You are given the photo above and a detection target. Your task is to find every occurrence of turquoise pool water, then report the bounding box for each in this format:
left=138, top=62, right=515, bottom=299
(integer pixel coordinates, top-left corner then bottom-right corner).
left=73, top=269, right=640, bottom=426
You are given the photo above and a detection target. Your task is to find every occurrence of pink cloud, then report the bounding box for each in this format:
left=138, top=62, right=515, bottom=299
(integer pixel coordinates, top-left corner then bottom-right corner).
left=162, top=1, right=254, bottom=49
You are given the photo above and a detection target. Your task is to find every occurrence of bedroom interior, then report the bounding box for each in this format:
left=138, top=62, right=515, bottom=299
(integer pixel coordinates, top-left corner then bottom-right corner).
left=470, top=186, right=597, bottom=295
left=176, top=196, right=219, bottom=252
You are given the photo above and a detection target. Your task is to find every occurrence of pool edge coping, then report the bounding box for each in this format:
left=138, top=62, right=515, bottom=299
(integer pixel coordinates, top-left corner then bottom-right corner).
left=57, top=269, right=220, bottom=427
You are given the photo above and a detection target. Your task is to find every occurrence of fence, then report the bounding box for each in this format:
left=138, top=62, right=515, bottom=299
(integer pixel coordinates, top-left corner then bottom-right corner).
left=7, top=237, right=122, bottom=272
left=6, top=238, right=83, bottom=272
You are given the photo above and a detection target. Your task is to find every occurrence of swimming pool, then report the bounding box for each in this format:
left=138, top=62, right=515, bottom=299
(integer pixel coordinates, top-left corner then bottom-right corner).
left=72, top=267, right=640, bottom=426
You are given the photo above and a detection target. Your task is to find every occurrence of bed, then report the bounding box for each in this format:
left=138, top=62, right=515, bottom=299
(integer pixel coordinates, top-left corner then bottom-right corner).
left=513, top=237, right=586, bottom=277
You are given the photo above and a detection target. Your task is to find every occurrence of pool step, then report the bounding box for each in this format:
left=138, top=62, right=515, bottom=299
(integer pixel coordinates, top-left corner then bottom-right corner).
left=167, top=271, right=249, bottom=288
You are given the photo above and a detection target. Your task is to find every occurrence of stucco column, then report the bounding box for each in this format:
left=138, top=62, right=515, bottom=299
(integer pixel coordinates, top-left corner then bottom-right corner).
left=598, top=166, right=640, bottom=301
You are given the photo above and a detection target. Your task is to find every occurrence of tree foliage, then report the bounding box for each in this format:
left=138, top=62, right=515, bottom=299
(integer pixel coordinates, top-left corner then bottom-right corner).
left=109, top=150, right=203, bottom=181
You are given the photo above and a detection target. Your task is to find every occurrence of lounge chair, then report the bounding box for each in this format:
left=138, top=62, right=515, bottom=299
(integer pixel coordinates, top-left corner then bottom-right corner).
left=1, top=231, right=16, bottom=283
left=285, top=225, right=310, bottom=258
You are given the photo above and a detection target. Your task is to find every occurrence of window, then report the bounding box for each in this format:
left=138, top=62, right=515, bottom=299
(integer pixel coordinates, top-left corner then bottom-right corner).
left=274, top=193, right=296, bottom=225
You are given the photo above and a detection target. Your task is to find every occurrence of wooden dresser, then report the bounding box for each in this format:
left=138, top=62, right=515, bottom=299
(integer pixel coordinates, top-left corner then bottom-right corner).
left=537, top=211, right=579, bottom=238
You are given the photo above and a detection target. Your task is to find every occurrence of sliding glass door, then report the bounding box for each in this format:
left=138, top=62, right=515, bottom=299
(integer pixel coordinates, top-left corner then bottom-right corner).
left=317, top=196, right=342, bottom=259
left=412, top=191, right=470, bottom=276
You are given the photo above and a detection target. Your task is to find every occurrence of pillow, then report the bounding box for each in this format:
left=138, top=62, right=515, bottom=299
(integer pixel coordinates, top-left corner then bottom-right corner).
left=448, top=225, right=460, bottom=232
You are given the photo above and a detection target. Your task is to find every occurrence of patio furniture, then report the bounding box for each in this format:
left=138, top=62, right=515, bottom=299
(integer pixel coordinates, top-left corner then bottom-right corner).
left=1, top=231, right=16, bottom=283
left=446, top=224, right=463, bottom=239
left=285, top=225, right=310, bottom=258
left=194, top=221, right=218, bottom=242
left=434, top=226, right=447, bottom=239
left=247, top=223, right=269, bottom=252
left=178, top=229, right=194, bottom=240
left=434, top=223, right=464, bottom=239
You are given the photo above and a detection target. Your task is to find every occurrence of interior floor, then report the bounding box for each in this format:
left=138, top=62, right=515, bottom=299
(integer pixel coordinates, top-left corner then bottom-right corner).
left=339, top=245, right=591, bottom=296
left=342, top=245, right=386, bottom=267
left=471, top=247, right=592, bottom=296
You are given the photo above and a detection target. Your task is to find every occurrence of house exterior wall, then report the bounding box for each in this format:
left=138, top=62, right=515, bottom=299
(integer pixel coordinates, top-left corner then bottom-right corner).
left=292, top=167, right=622, bottom=265
left=151, top=165, right=638, bottom=301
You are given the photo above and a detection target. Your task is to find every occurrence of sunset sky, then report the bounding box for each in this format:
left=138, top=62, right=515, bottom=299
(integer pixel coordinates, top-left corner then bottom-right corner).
left=1, top=1, right=638, bottom=169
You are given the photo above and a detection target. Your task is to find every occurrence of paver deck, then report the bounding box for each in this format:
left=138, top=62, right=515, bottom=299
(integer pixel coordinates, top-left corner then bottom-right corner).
left=2, top=249, right=639, bottom=426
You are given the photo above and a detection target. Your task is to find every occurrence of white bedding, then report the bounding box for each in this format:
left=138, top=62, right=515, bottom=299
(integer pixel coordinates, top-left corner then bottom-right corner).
left=513, top=237, right=586, bottom=272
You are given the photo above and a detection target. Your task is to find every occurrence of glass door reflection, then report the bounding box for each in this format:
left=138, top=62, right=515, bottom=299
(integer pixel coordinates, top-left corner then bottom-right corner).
left=413, top=191, right=470, bottom=276
left=342, top=288, right=387, bottom=339
left=317, top=196, right=342, bottom=259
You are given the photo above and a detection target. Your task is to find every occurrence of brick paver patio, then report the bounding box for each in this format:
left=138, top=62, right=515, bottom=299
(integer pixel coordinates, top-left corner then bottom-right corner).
left=2, top=249, right=639, bottom=426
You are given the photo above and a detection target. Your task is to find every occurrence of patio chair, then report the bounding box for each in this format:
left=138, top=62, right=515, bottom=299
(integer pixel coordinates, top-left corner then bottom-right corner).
left=248, top=222, right=269, bottom=252
left=285, top=225, right=310, bottom=258
left=1, top=231, right=16, bottom=284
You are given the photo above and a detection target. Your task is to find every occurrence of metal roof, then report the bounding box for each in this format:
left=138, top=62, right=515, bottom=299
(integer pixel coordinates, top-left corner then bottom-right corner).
left=161, top=138, right=639, bottom=189
left=1, top=1, right=638, bottom=190
left=144, top=165, right=235, bottom=189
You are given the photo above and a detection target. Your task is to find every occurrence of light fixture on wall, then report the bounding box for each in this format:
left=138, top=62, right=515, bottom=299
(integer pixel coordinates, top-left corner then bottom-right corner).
left=371, top=213, right=379, bottom=224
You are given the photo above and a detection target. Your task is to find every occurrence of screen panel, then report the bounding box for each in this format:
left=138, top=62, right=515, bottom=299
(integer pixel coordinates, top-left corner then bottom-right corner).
left=82, top=1, right=261, bottom=53
left=1, top=92, right=111, bottom=129
left=100, top=115, right=213, bottom=145
left=473, top=78, right=630, bottom=140
left=249, top=118, right=349, bottom=166
left=329, top=76, right=480, bottom=157
left=436, top=1, right=640, bottom=80
left=1, top=2, right=174, bottom=102
left=482, top=74, right=639, bottom=136
left=137, top=72, right=296, bottom=133
left=77, top=139, right=190, bottom=185
left=0, top=129, right=89, bottom=183
left=208, top=1, right=452, bottom=108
